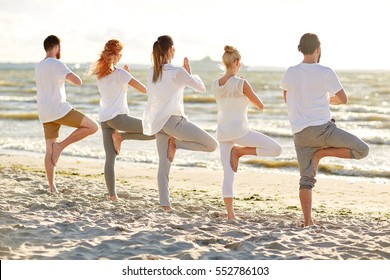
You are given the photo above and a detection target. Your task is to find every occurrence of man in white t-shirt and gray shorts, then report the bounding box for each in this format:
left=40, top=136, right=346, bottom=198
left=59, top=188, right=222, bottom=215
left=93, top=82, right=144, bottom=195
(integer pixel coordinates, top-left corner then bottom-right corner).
left=280, top=33, right=369, bottom=227
left=35, top=35, right=98, bottom=193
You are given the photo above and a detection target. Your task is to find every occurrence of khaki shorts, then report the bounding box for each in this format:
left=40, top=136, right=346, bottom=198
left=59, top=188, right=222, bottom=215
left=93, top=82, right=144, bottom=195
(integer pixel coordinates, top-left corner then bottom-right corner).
left=43, top=109, right=85, bottom=139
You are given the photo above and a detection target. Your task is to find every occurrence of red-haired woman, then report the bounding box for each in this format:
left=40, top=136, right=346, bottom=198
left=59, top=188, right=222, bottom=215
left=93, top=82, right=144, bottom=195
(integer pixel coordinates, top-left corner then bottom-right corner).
left=91, top=39, right=154, bottom=201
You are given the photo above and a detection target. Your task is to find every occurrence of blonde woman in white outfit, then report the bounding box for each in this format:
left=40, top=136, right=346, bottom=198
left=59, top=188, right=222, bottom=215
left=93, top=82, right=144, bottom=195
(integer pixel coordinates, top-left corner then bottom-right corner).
left=143, top=35, right=218, bottom=210
left=212, top=46, right=282, bottom=219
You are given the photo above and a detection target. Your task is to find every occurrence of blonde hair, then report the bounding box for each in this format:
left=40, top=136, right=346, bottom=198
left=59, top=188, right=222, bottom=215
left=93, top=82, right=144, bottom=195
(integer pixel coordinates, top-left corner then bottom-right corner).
left=152, top=35, right=174, bottom=83
left=222, top=45, right=241, bottom=70
left=91, top=39, right=123, bottom=79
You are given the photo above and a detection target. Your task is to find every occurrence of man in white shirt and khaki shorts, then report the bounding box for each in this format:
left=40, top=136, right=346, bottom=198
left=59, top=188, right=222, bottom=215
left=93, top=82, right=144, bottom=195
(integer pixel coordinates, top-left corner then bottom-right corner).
left=35, top=35, right=98, bottom=193
left=280, top=33, right=369, bottom=227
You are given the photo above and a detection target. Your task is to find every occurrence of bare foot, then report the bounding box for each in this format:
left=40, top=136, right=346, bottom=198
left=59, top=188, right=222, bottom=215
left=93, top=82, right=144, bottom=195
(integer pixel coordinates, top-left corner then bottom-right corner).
left=297, top=220, right=314, bottom=227
left=109, top=195, right=118, bottom=202
left=230, top=146, right=240, bottom=172
left=227, top=213, right=236, bottom=220
left=112, top=131, right=122, bottom=155
left=167, top=137, right=176, bottom=162
left=162, top=206, right=173, bottom=211
left=49, top=185, right=58, bottom=193
left=51, top=142, right=62, bottom=166
left=304, top=221, right=314, bottom=227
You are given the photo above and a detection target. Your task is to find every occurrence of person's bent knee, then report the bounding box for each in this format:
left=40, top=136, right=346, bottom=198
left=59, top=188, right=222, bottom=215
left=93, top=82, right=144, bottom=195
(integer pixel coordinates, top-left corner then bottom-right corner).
left=90, top=120, right=99, bottom=134
left=271, top=144, right=283, bottom=157
left=353, top=142, right=369, bottom=159
left=360, top=143, right=369, bottom=159
left=83, top=118, right=99, bottom=134
left=206, top=138, right=218, bottom=152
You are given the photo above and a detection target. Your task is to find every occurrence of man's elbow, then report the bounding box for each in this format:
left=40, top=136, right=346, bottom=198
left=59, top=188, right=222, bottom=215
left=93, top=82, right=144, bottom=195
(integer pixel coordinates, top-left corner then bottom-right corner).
left=336, top=89, right=348, bottom=104
left=66, top=74, right=82, bottom=86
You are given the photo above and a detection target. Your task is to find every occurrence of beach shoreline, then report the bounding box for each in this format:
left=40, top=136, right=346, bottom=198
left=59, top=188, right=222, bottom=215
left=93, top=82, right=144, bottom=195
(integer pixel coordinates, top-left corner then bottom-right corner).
left=0, top=153, right=389, bottom=260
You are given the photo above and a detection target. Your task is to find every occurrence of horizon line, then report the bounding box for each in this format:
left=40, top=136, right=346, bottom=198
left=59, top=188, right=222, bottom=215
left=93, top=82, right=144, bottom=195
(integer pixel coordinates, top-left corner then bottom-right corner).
left=0, top=61, right=389, bottom=72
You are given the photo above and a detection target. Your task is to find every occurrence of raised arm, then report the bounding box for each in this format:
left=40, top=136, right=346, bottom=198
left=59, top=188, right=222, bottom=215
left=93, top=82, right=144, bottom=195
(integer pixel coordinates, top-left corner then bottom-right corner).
left=330, top=89, right=348, bottom=105
left=65, top=72, right=82, bottom=86
left=176, top=64, right=206, bottom=93
left=129, top=78, right=147, bottom=94
left=243, top=80, right=264, bottom=110
left=123, top=65, right=147, bottom=93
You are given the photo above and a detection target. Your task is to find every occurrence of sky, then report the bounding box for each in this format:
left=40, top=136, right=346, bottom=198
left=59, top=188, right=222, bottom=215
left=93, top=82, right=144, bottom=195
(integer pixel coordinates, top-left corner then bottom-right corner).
left=0, top=0, right=389, bottom=70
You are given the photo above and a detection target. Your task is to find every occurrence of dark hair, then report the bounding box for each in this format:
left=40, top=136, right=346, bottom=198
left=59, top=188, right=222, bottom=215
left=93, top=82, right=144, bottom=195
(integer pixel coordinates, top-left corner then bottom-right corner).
left=298, top=33, right=321, bottom=55
left=152, top=35, right=174, bottom=83
left=43, top=35, right=61, bottom=51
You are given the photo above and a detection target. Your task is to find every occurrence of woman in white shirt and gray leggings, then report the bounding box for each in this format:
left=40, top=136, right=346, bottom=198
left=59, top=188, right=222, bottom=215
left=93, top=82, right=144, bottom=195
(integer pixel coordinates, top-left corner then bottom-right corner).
left=91, top=39, right=155, bottom=201
left=212, top=46, right=283, bottom=219
left=143, top=35, right=218, bottom=210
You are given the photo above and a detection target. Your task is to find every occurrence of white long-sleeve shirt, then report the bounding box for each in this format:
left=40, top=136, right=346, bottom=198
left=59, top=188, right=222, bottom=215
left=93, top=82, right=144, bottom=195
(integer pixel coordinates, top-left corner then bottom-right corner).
left=142, top=64, right=206, bottom=135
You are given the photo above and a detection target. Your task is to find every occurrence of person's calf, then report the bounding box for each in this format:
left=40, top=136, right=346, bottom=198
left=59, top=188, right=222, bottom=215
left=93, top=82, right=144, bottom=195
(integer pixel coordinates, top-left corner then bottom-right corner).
left=299, top=187, right=313, bottom=227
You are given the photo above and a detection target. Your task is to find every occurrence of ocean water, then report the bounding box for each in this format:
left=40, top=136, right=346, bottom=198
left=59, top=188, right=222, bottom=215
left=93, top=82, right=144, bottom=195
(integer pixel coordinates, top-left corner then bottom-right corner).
left=0, top=63, right=389, bottom=183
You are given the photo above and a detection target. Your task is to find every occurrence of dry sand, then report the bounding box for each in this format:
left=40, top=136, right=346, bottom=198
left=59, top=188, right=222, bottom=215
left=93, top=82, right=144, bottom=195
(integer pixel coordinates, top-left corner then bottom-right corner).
left=0, top=154, right=389, bottom=260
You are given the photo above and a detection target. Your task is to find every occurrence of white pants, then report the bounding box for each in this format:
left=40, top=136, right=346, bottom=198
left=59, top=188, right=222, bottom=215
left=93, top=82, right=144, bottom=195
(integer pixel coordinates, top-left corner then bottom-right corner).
left=219, top=130, right=282, bottom=198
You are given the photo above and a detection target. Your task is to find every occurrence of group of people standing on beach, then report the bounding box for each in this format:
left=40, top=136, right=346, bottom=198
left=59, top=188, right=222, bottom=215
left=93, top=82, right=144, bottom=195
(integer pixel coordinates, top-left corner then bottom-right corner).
left=35, top=33, right=369, bottom=226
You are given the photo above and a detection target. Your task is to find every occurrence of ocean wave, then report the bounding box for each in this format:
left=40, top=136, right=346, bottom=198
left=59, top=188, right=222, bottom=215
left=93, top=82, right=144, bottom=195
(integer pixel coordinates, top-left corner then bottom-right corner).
left=0, top=113, right=38, bottom=120
left=0, top=81, right=21, bottom=87
left=243, top=159, right=390, bottom=179
left=0, top=96, right=36, bottom=102
left=362, top=136, right=390, bottom=145
left=183, top=95, right=216, bottom=103
left=256, top=128, right=292, bottom=138
left=23, top=88, right=37, bottom=94
left=319, top=164, right=390, bottom=179
left=88, top=98, right=100, bottom=105
left=332, top=112, right=390, bottom=122
left=333, top=104, right=390, bottom=115
left=244, top=159, right=298, bottom=169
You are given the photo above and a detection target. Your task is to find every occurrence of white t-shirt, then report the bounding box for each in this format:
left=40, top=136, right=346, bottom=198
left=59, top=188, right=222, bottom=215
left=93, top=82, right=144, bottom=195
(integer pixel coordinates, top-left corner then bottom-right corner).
left=212, top=76, right=249, bottom=141
left=97, top=68, right=133, bottom=122
left=142, top=64, right=206, bottom=135
left=279, top=63, right=343, bottom=134
left=35, top=57, right=72, bottom=123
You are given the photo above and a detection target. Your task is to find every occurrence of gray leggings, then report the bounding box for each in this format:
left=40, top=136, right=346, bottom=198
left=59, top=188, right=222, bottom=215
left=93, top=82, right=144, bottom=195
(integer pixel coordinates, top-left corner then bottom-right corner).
left=156, top=115, right=218, bottom=206
left=293, top=121, right=369, bottom=189
left=101, top=114, right=155, bottom=196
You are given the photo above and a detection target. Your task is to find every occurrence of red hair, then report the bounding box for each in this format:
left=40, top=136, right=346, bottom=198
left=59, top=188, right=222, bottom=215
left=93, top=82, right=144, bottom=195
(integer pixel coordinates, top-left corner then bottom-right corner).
left=91, top=39, right=123, bottom=79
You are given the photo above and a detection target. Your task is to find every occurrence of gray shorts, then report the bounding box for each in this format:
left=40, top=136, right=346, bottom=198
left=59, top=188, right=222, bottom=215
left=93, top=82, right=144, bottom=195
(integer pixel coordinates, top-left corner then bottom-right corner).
left=293, top=121, right=369, bottom=189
